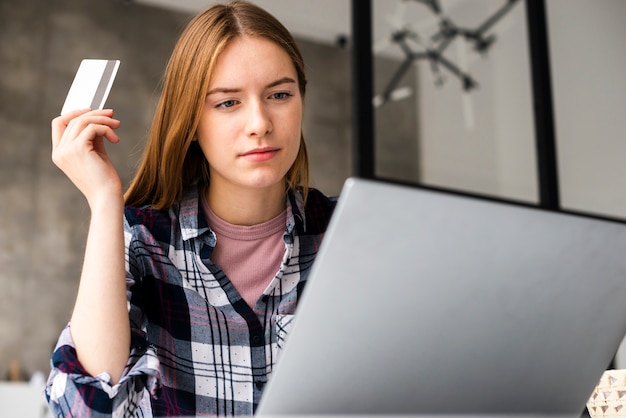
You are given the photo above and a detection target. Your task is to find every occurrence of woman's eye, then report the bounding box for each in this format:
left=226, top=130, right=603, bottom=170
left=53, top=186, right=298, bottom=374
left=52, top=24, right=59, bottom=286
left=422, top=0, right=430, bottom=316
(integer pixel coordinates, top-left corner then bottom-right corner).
left=270, top=92, right=292, bottom=100
left=217, top=100, right=237, bottom=109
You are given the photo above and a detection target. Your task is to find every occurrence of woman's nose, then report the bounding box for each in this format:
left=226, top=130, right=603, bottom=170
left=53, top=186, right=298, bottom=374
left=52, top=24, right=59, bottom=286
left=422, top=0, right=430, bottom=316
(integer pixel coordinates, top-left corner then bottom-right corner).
left=246, top=101, right=272, bottom=137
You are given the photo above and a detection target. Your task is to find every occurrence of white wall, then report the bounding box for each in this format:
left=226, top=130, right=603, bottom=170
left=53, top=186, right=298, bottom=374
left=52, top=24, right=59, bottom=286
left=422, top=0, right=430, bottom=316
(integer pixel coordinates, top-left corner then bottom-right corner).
left=547, top=0, right=626, bottom=220
left=417, top=0, right=537, bottom=203
left=418, top=0, right=626, bottom=220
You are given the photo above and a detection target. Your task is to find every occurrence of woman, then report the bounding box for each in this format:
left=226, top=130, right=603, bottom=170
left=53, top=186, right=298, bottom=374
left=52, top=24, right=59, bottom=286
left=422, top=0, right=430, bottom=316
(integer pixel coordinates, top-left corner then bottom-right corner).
left=45, top=1, right=336, bottom=416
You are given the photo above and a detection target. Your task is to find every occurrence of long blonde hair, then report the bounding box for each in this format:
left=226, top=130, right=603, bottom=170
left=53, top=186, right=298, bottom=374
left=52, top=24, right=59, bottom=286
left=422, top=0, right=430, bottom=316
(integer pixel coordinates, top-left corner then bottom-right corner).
left=124, top=1, right=309, bottom=209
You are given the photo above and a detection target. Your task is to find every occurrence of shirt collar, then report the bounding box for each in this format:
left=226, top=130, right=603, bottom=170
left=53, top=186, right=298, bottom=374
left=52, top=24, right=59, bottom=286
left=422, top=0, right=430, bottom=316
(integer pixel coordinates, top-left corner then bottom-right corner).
left=178, top=185, right=307, bottom=242
left=178, top=185, right=210, bottom=242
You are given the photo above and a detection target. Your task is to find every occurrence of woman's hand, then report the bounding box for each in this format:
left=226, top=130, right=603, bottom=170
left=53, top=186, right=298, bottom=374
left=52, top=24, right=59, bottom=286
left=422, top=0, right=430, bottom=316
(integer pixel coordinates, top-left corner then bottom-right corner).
left=51, top=108, right=122, bottom=208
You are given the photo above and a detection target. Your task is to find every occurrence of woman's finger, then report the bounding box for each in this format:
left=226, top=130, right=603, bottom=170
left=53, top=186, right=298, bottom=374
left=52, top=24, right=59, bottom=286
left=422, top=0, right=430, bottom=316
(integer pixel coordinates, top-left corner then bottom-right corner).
left=52, top=123, right=120, bottom=170
left=51, top=108, right=92, bottom=146
left=52, top=109, right=118, bottom=146
left=62, top=116, right=121, bottom=143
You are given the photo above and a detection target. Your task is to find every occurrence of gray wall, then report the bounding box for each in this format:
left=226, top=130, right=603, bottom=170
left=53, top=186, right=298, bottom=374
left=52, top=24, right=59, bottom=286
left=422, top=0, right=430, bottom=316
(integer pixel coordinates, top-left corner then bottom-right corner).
left=0, top=0, right=417, bottom=376
left=0, top=0, right=192, bottom=379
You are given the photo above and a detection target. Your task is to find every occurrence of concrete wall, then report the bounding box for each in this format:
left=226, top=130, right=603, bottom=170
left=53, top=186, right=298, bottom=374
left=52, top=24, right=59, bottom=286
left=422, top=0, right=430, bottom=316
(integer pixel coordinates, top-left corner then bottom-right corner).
left=0, top=0, right=417, bottom=377
left=0, top=0, right=192, bottom=380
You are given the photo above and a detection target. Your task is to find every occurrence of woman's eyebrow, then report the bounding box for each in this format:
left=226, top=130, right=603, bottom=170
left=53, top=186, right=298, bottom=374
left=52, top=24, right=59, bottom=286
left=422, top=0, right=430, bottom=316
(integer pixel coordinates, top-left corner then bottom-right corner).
left=206, top=77, right=296, bottom=96
left=265, top=77, right=296, bottom=89
left=206, top=86, right=241, bottom=96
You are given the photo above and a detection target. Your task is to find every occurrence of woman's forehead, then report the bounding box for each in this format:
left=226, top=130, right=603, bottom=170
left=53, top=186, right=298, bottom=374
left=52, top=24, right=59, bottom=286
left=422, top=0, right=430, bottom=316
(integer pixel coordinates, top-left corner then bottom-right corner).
left=209, top=36, right=297, bottom=88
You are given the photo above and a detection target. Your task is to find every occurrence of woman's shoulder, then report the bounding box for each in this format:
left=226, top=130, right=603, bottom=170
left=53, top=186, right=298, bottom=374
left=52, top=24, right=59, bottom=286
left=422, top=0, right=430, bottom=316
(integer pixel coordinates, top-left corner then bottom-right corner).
left=301, top=187, right=338, bottom=234
left=124, top=204, right=171, bottom=227
left=123, top=204, right=174, bottom=244
left=124, top=186, right=203, bottom=242
left=305, top=187, right=337, bottom=211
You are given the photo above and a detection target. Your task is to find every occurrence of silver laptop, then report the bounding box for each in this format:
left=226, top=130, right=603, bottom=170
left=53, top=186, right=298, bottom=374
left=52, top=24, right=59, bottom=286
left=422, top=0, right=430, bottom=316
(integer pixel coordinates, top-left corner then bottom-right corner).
left=256, top=178, right=626, bottom=416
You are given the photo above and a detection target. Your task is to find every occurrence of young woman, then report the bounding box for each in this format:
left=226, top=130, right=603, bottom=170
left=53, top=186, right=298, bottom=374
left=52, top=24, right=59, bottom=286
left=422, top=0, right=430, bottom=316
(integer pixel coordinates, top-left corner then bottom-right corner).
left=45, top=1, right=336, bottom=416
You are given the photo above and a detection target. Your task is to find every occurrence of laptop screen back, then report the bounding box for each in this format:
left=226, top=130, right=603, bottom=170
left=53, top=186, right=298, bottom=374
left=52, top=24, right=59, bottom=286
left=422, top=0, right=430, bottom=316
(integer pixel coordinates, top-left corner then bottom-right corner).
left=257, top=178, right=626, bottom=416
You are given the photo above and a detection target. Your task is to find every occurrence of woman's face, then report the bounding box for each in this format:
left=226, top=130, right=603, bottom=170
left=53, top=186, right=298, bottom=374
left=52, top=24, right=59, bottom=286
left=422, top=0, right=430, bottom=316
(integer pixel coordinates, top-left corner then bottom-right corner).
left=197, top=36, right=303, bottom=196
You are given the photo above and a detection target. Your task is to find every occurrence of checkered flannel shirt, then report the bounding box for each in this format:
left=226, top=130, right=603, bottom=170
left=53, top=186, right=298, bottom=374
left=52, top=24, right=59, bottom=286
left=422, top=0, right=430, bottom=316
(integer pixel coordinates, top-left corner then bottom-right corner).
left=45, top=186, right=336, bottom=417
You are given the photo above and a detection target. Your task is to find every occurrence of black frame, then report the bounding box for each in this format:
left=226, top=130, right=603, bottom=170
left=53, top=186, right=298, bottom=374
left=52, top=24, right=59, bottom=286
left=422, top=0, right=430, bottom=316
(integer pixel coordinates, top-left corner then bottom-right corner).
left=351, top=0, right=375, bottom=180
left=526, top=0, right=560, bottom=211
left=351, top=0, right=561, bottom=210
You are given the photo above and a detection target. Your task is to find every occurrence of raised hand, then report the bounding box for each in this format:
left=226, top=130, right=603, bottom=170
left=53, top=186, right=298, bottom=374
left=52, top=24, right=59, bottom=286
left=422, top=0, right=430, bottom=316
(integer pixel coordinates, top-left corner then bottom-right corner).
left=51, top=108, right=122, bottom=208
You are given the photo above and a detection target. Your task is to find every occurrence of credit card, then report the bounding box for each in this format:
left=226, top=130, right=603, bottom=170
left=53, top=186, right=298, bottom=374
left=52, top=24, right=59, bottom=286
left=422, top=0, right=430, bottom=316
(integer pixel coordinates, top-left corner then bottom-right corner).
left=60, top=59, right=120, bottom=115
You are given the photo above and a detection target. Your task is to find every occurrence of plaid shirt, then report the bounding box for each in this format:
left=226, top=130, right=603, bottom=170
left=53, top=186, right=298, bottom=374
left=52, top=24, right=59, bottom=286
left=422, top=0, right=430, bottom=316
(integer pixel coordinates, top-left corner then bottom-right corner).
left=45, top=186, right=336, bottom=417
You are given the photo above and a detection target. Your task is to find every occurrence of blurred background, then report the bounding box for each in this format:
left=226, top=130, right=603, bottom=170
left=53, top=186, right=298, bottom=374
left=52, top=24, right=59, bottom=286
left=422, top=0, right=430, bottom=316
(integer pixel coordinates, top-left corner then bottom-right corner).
left=0, top=0, right=624, bottom=399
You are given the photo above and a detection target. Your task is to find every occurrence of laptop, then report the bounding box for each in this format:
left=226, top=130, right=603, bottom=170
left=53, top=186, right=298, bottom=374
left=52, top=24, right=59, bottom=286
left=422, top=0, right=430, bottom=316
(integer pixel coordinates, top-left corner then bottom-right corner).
left=256, top=178, right=626, bottom=416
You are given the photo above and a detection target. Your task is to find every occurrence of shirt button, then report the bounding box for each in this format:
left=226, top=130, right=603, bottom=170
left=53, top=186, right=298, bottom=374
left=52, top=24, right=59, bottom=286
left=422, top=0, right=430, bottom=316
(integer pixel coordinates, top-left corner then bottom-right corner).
left=255, top=381, right=265, bottom=390
left=251, top=334, right=262, bottom=345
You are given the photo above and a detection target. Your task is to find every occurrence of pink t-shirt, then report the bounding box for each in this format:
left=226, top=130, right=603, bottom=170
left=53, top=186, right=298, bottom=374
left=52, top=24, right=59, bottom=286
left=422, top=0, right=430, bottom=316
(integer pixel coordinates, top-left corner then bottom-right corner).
left=202, top=197, right=286, bottom=308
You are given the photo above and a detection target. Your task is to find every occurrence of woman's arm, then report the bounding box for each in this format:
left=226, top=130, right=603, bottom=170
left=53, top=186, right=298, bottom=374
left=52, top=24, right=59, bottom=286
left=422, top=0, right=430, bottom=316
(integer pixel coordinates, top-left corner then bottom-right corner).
left=70, top=194, right=129, bottom=384
left=51, top=109, right=129, bottom=384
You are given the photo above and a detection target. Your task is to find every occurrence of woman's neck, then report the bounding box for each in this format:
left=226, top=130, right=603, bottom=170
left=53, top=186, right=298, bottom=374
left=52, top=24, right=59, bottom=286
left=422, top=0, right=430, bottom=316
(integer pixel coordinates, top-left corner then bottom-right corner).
left=206, top=182, right=287, bottom=226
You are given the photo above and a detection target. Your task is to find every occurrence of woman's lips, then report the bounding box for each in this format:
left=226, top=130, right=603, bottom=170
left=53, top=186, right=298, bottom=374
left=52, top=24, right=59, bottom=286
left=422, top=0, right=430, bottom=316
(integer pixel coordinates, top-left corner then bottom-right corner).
left=240, top=147, right=280, bottom=162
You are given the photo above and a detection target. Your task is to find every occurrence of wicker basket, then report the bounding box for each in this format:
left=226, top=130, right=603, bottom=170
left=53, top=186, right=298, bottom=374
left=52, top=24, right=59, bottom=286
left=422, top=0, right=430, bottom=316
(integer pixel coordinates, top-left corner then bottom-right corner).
left=587, top=369, right=626, bottom=417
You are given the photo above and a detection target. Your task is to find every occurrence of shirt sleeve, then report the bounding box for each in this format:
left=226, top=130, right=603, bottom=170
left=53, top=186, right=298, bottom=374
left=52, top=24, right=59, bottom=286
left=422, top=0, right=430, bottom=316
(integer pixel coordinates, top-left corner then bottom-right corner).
left=45, top=216, right=162, bottom=417
left=45, top=324, right=161, bottom=417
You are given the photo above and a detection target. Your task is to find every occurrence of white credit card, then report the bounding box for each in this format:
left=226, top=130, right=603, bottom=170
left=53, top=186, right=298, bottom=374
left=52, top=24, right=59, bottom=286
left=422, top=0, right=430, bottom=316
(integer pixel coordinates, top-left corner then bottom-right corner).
left=61, top=59, right=120, bottom=115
